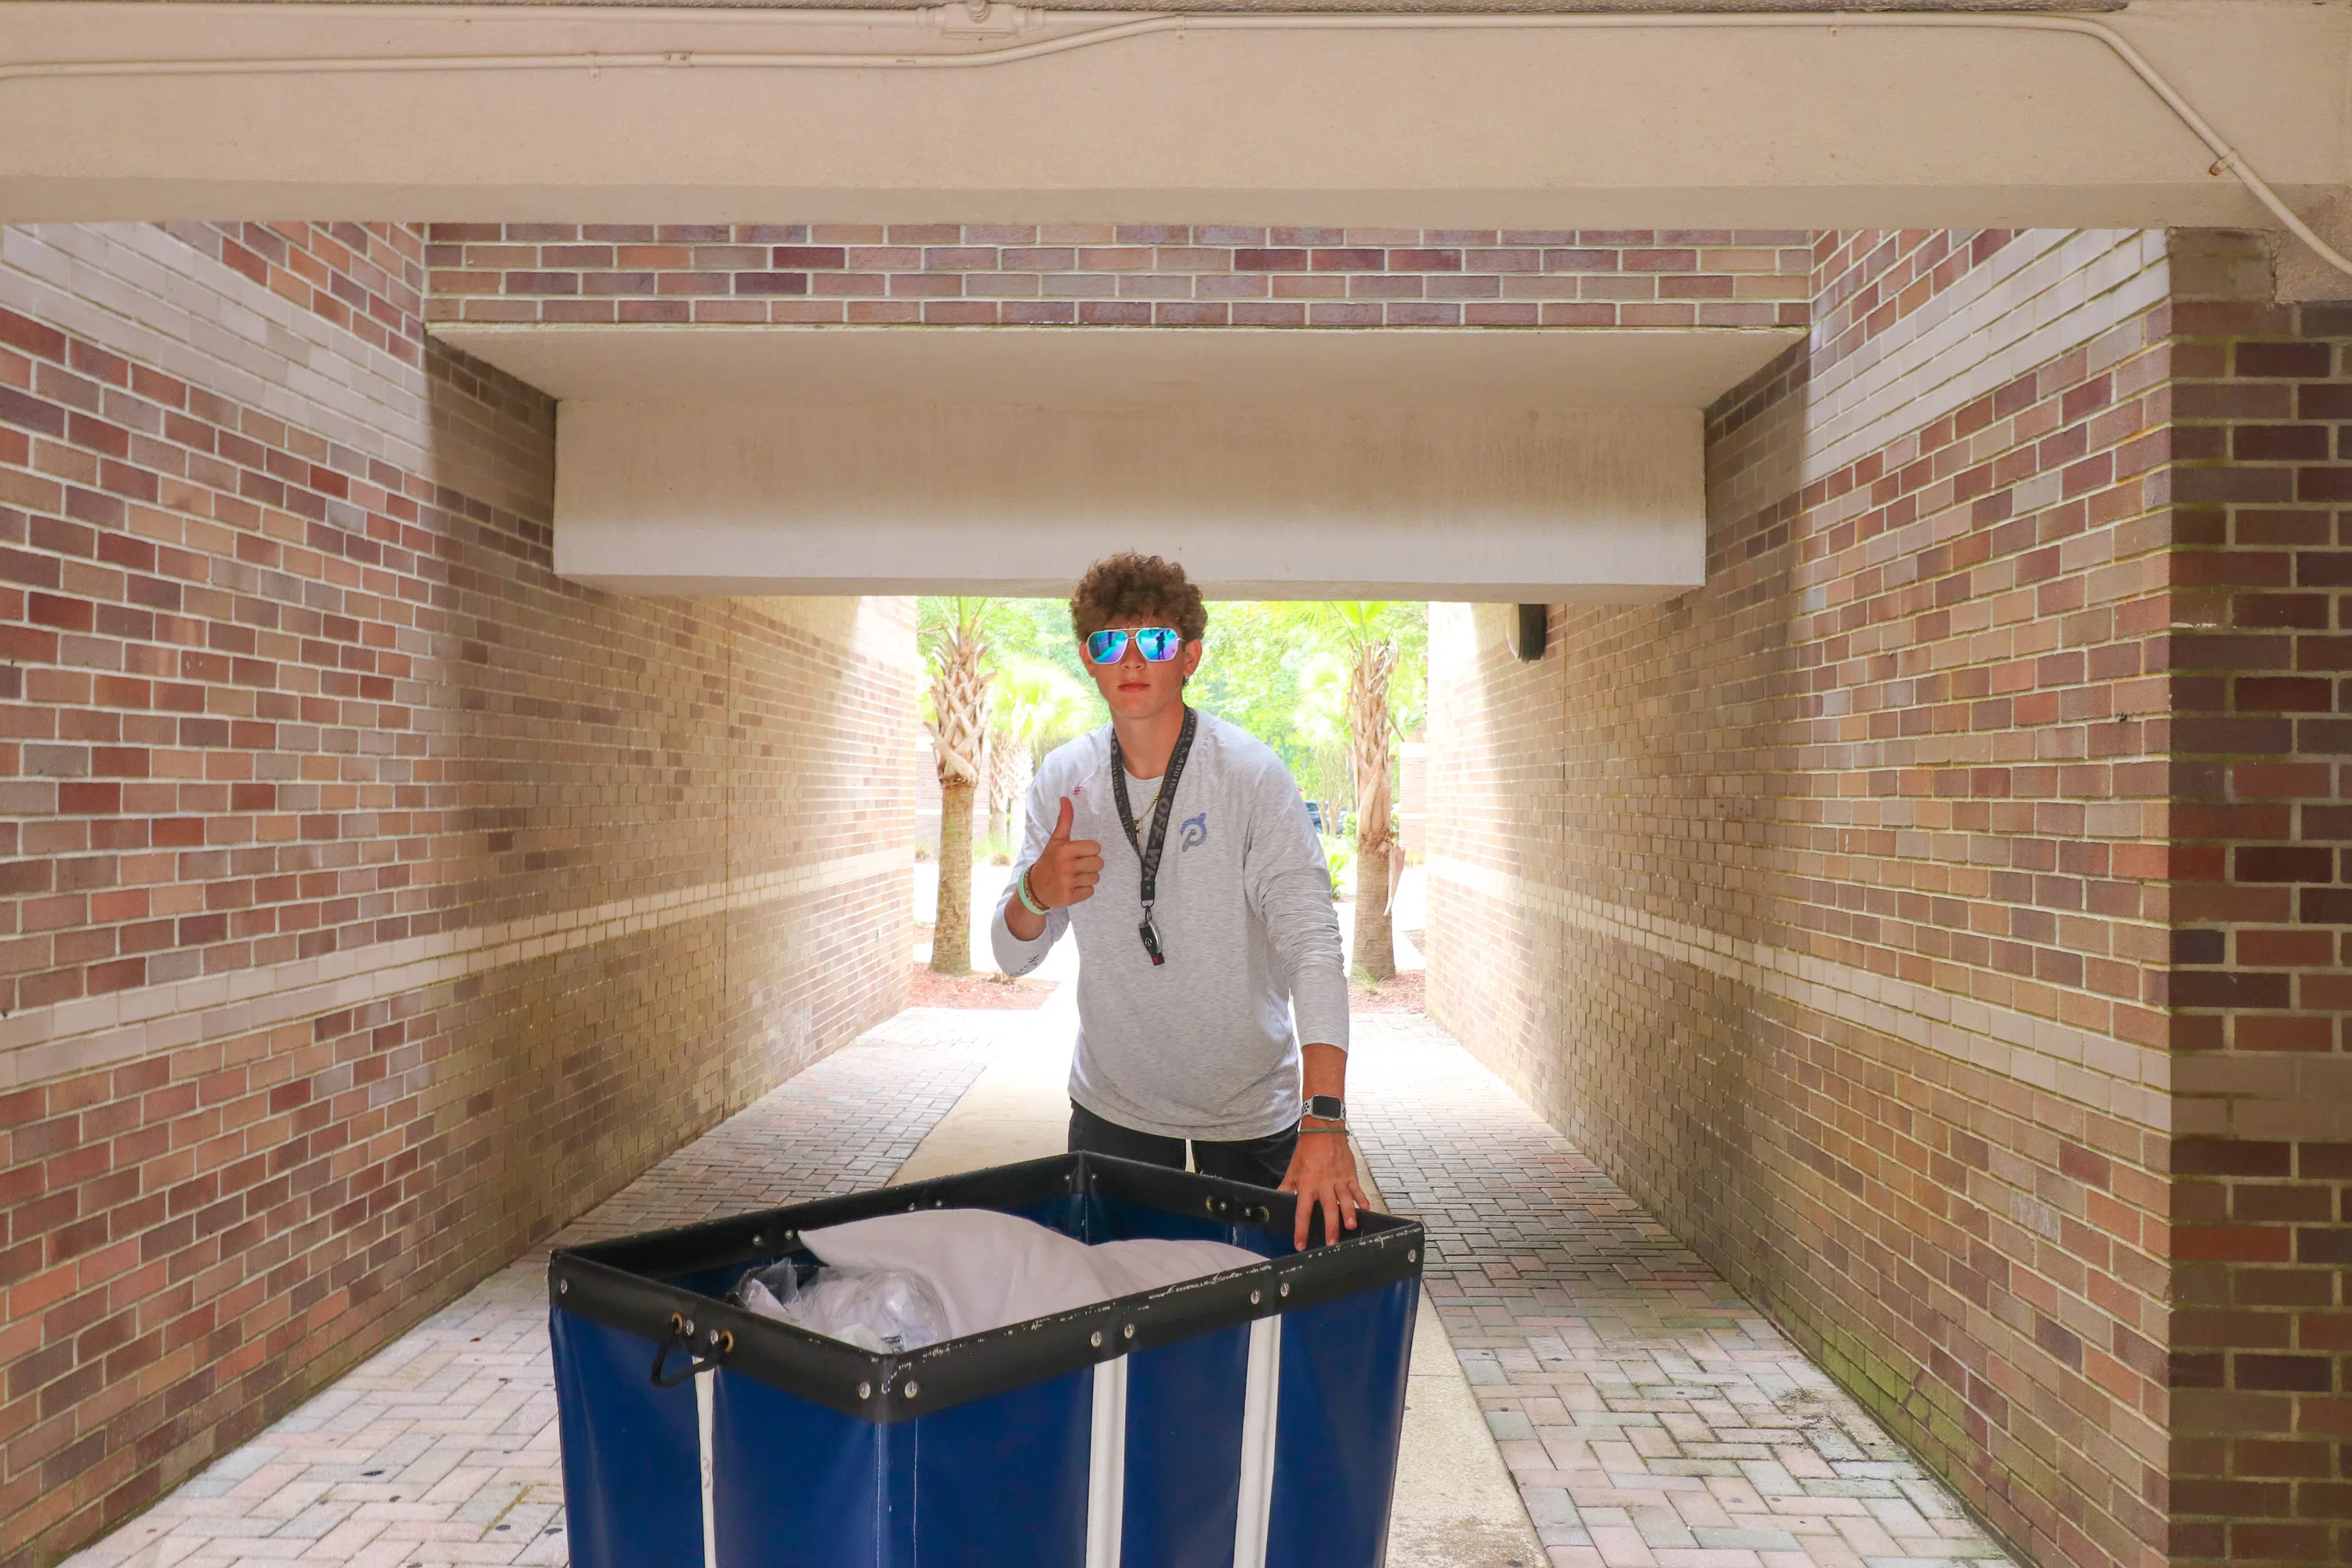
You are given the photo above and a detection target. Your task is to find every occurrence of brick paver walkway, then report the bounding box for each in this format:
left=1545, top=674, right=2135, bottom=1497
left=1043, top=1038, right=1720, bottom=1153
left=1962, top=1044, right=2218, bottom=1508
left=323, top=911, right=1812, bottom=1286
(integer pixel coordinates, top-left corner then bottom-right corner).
left=67, top=1005, right=2016, bottom=1568
left=1348, top=1015, right=2015, bottom=1568
left=61, top=1010, right=1002, bottom=1568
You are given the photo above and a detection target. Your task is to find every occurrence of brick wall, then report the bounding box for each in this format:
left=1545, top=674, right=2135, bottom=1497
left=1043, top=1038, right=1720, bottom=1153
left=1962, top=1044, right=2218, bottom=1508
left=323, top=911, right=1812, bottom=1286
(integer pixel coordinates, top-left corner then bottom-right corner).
left=0, top=222, right=915, bottom=1566
left=2164, top=236, right=2352, bottom=1568
left=422, top=223, right=1812, bottom=330
left=1427, top=227, right=2258, bottom=1568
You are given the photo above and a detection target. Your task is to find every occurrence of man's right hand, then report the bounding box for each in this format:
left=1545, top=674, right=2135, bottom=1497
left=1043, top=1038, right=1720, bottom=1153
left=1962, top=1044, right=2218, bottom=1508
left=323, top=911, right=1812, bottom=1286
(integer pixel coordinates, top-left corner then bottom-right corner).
left=1025, top=797, right=1102, bottom=910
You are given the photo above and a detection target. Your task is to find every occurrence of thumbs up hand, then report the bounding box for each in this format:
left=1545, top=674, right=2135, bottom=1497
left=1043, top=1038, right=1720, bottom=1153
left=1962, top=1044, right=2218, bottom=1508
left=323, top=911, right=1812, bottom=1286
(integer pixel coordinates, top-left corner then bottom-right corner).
left=1025, top=797, right=1102, bottom=909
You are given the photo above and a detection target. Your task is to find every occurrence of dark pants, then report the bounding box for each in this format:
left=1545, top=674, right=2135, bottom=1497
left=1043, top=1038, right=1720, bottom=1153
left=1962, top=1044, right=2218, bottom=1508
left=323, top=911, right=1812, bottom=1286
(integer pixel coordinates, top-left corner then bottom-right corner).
left=1069, top=1102, right=1298, bottom=1190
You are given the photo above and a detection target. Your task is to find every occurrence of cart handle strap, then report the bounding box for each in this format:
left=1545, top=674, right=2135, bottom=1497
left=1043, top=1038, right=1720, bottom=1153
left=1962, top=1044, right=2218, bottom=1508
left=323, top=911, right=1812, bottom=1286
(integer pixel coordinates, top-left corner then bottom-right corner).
left=651, top=1311, right=735, bottom=1388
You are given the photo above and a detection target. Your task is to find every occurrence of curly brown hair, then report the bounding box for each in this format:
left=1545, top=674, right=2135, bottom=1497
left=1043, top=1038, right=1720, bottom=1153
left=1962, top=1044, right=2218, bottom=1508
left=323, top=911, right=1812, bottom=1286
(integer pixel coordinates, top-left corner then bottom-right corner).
left=1069, top=553, right=1208, bottom=644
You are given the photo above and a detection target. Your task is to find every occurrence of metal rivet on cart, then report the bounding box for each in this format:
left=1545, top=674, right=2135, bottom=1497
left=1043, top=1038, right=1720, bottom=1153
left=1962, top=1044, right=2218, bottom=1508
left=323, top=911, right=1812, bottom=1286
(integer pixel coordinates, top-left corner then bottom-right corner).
left=1249, top=1290, right=1261, bottom=1305
left=858, top=1381, right=872, bottom=1400
left=557, top=1280, right=568, bottom=1294
left=1122, top=1324, right=1134, bottom=1340
left=1090, top=1331, right=1103, bottom=1348
left=1407, top=1250, right=1417, bottom=1263
left=752, top=1235, right=764, bottom=1247
left=904, top=1381, right=920, bottom=1399
left=1279, top=1283, right=1290, bottom=1298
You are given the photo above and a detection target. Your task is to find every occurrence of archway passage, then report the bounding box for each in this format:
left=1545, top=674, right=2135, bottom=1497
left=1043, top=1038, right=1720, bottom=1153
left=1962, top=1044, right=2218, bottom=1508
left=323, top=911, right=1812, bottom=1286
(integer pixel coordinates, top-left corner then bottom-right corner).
left=2, top=21, right=2347, bottom=1557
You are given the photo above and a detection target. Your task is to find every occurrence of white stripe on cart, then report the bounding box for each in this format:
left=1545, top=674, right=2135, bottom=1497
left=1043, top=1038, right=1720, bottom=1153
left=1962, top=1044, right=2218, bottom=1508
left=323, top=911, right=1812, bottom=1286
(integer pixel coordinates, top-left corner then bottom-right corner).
left=696, top=1368, right=719, bottom=1568
left=1232, top=1316, right=1283, bottom=1568
left=1086, top=1355, right=1131, bottom=1566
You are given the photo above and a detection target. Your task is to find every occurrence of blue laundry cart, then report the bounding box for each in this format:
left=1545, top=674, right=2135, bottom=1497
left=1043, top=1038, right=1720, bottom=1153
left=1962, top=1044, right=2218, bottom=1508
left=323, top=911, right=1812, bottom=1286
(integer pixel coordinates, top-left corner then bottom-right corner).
left=547, top=1152, right=1423, bottom=1568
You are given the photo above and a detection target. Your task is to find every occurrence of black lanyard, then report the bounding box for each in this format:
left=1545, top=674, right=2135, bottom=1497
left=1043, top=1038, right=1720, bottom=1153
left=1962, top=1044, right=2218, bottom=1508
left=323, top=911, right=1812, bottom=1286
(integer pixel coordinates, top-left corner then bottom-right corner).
left=1109, top=706, right=1198, bottom=967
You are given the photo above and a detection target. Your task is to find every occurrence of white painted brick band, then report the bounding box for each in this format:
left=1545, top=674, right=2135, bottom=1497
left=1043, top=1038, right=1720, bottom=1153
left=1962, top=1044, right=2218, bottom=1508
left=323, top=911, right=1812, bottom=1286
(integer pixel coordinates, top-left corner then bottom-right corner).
left=1425, top=852, right=2169, bottom=1132
left=0, top=849, right=906, bottom=1091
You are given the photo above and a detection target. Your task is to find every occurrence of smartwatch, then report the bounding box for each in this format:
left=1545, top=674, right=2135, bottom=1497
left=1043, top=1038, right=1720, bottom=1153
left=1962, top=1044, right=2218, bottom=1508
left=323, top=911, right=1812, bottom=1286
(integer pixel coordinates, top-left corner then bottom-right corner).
left=1304, top=1094, right=1346, bottom=1122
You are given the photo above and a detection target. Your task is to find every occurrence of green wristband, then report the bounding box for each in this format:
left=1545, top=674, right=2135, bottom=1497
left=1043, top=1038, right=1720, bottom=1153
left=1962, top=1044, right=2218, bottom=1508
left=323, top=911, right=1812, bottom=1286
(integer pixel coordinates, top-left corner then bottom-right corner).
left=1015, top=869, right=1048, bottom=917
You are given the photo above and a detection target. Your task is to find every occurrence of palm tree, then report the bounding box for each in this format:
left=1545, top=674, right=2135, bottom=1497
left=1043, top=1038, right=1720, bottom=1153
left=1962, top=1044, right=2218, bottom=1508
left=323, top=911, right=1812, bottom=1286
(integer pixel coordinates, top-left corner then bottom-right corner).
left=983, top=726, right=1018, bottom=850
left=922, top=597, right=995, bottom=977
left=1333, top=603, right=1405, bottom=982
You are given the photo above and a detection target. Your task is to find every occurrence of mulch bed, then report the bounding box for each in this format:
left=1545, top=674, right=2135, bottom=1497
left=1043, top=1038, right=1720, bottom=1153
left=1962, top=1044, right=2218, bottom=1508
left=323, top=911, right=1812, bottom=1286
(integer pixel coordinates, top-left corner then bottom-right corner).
left=1348, top=968, right=1426, bottom=1014
left=907, top=962, right=1060, bottom=1010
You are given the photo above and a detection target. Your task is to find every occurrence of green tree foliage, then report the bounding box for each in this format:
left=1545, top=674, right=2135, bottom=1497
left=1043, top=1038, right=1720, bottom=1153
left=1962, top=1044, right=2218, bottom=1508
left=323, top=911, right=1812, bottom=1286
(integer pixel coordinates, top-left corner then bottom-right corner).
left=942, top=595, right=1428, bottom=819
left=919, top=604, right=1094, bottom=751
left=918, top=595, right=1428, bottom=971
left=992, top=655, right=1094, bottom=760
left=1191, top=601, right=1427, bottom=812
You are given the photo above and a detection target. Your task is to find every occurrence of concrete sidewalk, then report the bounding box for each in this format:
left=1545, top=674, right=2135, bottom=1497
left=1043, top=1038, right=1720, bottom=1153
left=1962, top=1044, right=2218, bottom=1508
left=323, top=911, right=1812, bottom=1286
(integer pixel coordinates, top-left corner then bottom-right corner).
left=887, top=984, right=1544, bottom=1568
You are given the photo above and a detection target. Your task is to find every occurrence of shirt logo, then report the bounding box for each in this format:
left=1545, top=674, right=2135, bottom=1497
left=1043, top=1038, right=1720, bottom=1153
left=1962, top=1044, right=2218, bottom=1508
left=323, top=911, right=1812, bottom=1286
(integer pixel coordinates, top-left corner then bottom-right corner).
left=1180, top=811, right=1209, bottom=851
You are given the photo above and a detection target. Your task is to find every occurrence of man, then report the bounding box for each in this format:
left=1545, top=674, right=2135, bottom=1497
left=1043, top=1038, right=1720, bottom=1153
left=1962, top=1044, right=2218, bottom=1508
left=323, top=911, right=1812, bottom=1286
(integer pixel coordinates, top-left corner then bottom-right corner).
left=993, top=554, right=1367, bottom=1250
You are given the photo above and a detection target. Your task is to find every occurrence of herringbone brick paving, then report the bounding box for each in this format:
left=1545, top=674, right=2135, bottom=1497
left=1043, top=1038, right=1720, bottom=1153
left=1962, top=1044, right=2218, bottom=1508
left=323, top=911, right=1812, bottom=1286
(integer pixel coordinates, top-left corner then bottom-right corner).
left=66, top=1006, right=2014, bottom=1568
left=1348, top=1016, right=2016, bottom=1568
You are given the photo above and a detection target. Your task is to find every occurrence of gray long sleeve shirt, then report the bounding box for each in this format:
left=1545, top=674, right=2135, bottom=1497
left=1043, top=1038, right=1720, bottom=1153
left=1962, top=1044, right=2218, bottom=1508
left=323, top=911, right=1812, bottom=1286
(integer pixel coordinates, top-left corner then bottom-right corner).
left=991, top=711, right=1349, bottom=1141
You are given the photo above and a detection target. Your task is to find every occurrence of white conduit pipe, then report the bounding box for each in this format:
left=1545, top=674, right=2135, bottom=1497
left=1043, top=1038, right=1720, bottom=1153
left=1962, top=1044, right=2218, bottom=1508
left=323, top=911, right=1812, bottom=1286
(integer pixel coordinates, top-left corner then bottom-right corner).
left=4, top=8, right=2347, bottom=279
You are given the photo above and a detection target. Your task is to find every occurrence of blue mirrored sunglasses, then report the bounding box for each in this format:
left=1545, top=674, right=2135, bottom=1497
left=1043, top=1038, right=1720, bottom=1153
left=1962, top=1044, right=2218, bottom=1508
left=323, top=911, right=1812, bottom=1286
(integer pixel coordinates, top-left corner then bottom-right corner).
left=1086, top=626, right=1184, bottom=665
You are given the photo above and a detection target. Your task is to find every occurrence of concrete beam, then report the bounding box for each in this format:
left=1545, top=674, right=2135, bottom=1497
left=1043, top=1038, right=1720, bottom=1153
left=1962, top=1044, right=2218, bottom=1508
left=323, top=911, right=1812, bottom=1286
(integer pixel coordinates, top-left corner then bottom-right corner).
left=433, top=322, right=1801, bottom=408
left=552, top=400, right=1707, bottom=600
left=1, top=2, right=2341, bottom=230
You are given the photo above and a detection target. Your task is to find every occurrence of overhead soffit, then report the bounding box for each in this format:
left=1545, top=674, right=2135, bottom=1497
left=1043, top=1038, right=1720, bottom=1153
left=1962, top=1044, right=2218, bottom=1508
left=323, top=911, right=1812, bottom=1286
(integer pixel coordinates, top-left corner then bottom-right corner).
left=1, top=2, right=2332, bottom=230
left=434, top=324, right=1805, bottom=412
left=442, top=323, right=1767, bottom=596
left=550, top=397, right=1713, bottom=600
left=208, top=0, right=2126, bottom=9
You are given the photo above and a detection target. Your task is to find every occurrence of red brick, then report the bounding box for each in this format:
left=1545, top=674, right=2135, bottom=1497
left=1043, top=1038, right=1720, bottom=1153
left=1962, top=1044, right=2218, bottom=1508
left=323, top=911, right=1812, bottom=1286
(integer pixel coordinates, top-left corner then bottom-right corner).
left=1427, top=228, right=2350, bottom=1568
left=0, top=223, right=917, bottom=1568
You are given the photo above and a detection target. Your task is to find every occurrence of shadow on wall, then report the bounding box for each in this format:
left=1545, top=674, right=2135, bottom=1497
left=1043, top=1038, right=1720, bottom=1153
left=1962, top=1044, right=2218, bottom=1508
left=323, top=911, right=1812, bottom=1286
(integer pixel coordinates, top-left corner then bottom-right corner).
left=418, top=338, right=919, bottom=1267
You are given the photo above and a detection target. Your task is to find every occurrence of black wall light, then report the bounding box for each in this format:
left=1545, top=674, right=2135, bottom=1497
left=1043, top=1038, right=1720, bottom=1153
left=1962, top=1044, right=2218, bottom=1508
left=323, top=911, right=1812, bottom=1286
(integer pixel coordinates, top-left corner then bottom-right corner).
left=1507, top=603, right=1548, bottom=662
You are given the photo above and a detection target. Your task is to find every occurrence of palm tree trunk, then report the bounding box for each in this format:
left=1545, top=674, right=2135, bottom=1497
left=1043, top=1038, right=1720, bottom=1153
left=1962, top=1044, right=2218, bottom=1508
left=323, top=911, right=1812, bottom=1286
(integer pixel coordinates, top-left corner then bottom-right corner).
left=927, top=605, right=993, bottom=978
left=1348, top=639, right=1399, bottom=983
left=985, top=724, right=1019, bottom=848
left=934, top=775, right=976, bottom=977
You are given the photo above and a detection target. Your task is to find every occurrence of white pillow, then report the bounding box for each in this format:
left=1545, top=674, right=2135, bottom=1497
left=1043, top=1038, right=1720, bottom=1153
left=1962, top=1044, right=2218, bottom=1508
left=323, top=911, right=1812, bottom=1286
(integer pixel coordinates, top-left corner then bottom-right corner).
left=1088, top=1239, right=1262, bottom=1299
left=800, top=1213, right=1267, bottom=1341
left=803, top=1210, right=1109, bottom=1339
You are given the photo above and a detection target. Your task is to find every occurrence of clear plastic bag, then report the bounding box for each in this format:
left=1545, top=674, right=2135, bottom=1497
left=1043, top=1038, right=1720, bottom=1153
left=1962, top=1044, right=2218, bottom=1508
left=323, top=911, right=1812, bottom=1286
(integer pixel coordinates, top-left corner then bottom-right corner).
left=730, top=1260, right=951, bottom=1353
